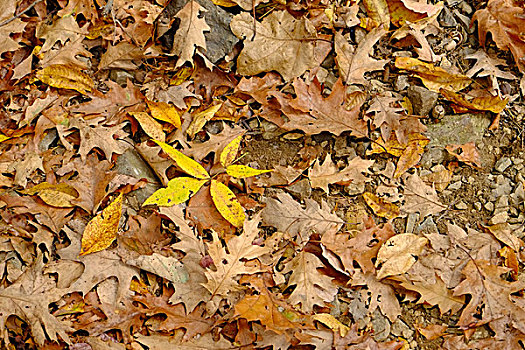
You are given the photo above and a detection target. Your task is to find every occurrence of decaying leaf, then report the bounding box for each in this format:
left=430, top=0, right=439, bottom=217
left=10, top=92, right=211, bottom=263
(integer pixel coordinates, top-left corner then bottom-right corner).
left=129, top=112, right=165, bottom=142
left=36, top=64, right=94, bottom=94
left=21, top=182, right=78, bottom=208
left=313, top=313, right=350, bottom=337
left=363, top=192, right=400, bottom=220
left=210, top=179, right=245, bottom=228
left=80, top=193, right=123, bottom=256
left=395, top=57, right=472, bottom=92
left=440, top=89, right=508, bottom=114
left=376, top=233, right=428, bottom=279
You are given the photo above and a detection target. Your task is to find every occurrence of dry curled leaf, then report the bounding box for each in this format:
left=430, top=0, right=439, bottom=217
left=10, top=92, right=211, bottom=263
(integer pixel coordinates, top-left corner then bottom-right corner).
left=21, top=182, right=78, bottom=208
left=440, top=89, right=508, bottom=114
left=376, top=233, right=428, bottom=279
left=362, top=192, right=400, bottom=220
left=36, top=64, right=94, bottom=95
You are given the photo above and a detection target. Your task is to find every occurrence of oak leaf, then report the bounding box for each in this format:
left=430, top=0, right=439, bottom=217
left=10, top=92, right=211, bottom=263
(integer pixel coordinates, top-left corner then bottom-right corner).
left=388, top=0, right=443, bottom=26
left=366, top=92, right=404, bottom=143
left=445, top=142, right=482, bottom=168
left=98, top=42, right=144, bottom=70
left=230, top=11, right=331, bottom=81
left=474, top=0, right=525, bottom=72
left=36, top=15, right=87, bottom=53
left=308, top=154, right=374, bottom=193
left=352, top=271, right=401, bottom=322
left=465, top=50, right=517, bottom=94
left=401, top=173, right=446, bottom=217
left=185, top=124, right=245, bottom=164
left=363, top=192, right=400, bottom=220
left=281, top=78, right=368, bottom=137
left=282, top=251, right=338, bottom=312
left=262, top=192, right=343, bottom=243
left=376, top=233, right=428, bottom=279
left=335, top=27, right=389, bottom=85
left=171, top=1, right=210, bottom=67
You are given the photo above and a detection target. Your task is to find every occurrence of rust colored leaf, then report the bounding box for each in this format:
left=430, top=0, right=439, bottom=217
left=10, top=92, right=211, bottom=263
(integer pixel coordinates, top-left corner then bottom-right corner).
left=440, top=89, right=508, bottom=114
left=445, top=142, right=482, bottom=168
left=80, top=193, right=123, bottom=256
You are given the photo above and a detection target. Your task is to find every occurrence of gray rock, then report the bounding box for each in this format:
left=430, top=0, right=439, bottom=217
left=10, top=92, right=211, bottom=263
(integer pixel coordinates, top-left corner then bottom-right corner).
left=449, top=181, right=462, bottom=190
left=491, top=176, right=513, bottom=199
left=391, top=319, right=415, bottom=338
left=439, top=6, right=457, bottom=27
left=406, top=213, right=419, bottom=233
left=495, top=157, right=512, bottom=172
left=286, top=179, right=312, bottom=201
left=407, top=86, right=438, bottom=116
left=490, top=211, right=509, bottom=225
left=115, top=149, right=161, bottom=205
left=371, top=309, right=391, bottom=342
left=419, top=147, right=445, bottom=168
left=395, top=75, right=409, bottom=91
left=426, top=114, right=491, bottom=148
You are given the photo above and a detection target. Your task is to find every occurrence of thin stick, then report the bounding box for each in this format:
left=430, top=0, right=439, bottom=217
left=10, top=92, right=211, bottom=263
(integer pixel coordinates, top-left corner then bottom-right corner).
left=0, top=0, right=43, bottom=27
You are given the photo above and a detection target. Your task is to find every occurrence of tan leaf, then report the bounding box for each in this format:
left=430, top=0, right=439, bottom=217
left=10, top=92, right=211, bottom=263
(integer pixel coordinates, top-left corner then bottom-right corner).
left=388, top=0, right=443, bottom=26
left=129, top=112, right=165, bottom=142
left=394, top=133, right=429, bottom=178
left=98, top=42, right=144, bottom=70
left=415, top=324, right=448, bottom=341
left=335, top=27, right=388, bottom=85
left=365, top=91, right=404, bottom=142
left=230, top=11, right=331, bottom=82
left=36, top=15, right=87, bottom=52
left=282, top=251, right=338, bottom=312
left=80, top=193, right=123, bottom=256
left=362, top=0, right=390, bottom=28
left=171, top=1, right=210, bottom=67
left=445, top=142, right=482, bottom=168
left=309, top=154, right=374, bottom=193
left=395, top=57, right=472, bottom=92
left=401, top=173, right=447, bottom=217
left=313, top=314, right=350, bottom=337
left=36, top=64, right=94, bottom=95
left=352, top=270, right=401, bottom=321
left=21, top=182, right=78, bottom=208
left=376, top=233, right=428, bottom=279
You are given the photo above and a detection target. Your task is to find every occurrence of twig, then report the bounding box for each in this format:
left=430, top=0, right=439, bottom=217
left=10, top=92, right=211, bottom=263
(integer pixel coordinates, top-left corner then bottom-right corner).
left=0, top=0, right=43, bottom=27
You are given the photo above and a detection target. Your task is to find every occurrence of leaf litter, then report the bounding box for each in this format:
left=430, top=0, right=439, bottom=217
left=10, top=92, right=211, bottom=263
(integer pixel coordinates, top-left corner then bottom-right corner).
left=1, top=0, right=525, bottom=348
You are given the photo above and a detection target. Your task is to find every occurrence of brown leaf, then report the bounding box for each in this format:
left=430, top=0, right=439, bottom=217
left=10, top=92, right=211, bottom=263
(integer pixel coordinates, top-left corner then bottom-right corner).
left=282, top=251, right=338, bottom=312
left=375, top=233, right=428, bottom=279
left=335, top=27, right=389, bottom=85
left=98, top=42, right=144, bottom=70
left=36, top=15, right=87, bottom=53
left=366, top=92, right=404, bottom=143
left=445, top=142, right=482, bottom=168
left=363, top=192, right=401, bottom=219
left=309, top=154, right=374, bottom=193
left=440, top=89, right=508, bottom=114
left=401, top=173, right=447, bottom=217
left=352, top=271, right=401, bottom=322
left=474, top=0, right=525, bottom=72
left=231, top=11, right=331, bottom=82
left=415, top=323, right=448, bottom=340
left=171, top=1, right=209, bottom=67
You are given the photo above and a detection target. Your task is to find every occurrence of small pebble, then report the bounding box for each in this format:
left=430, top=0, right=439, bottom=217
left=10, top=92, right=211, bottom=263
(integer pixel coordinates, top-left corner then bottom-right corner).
left=484, top=202, right=494, bottom=212
left=455, top=201, right=468, bottom=210
left=495, top=157, right=512, bottom=172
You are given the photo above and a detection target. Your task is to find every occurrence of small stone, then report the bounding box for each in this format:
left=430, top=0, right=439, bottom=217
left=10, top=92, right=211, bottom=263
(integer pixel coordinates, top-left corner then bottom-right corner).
left=490, top=211, right=509, bottom=225
left=439, top=6, right=457, bottom=27
left=407, top=86, right=439, bottom=116
left=458, top=1, right=473, bottom=14
left=494, top=195, right=509, bottom=214
left=474, top=202, right=482, bottom=211
left=455, top=201, right=468, bottom=210
left=406, top=213, right=419, bottom=233
left=484, top=202, right=494, bottom=212
left=449, top=181, right=462, bottom=190
left=395, top=75, right=409, bottom=91
left=495, top=157, right=512, bottom=172
left=391, top=319, right=414, bottom=338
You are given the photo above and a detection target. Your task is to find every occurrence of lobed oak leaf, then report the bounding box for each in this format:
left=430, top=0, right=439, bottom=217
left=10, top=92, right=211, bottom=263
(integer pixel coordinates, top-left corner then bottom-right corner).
left=401, top=173, right=447, bottom=217
left=40, top=38, right=92, bottom=69
left=80, top=193, right=123, bottom=256
left=465, top=50, right=517, bottom=94
left=36, top=15, right=87, bottom=53
left=230, top=11, right=331, bottom=82
left=262, top=192, right=343, bottom=244
left=308, top=154, right=374, bottom=194
left=98, top=42, right=144, bottom=70
left=0, top=2, right=26, bottom=55
left=322, top=218, right=395, bottom=274
left=474, top=0, right=525, bottom=72
left=171, top=1, right=210, bottom=67
left=335, top=27, right=389, bottom=85
left=366, top=92, right=404, bottom=143
left=352, top=271, right=401, bottom=322
left=58, top=0, right=98, bottom=23
left=282, top=78, right=368, bottom=137
left=282, top=251, right=338, bottom=313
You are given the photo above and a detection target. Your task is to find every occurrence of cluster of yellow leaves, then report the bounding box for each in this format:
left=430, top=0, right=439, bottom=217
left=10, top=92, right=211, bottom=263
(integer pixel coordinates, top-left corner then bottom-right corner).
left=143, top=136, right=271, bottom=227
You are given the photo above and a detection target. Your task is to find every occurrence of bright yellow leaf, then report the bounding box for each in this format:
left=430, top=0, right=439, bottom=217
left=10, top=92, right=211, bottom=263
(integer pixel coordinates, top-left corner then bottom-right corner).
left=210, top=180, right=245, bottom=227
left=80, top=193, right=123, bottom=256
left=147, top=100, right=181, bottom=128
left=226, top=164, right=272, bottom=178
left=143, top=177, right=206, bottom=206
left=186, top=103, right=223, bottom=138
left=0, top=134, right=11, bottom=143
left=313, top=313, right=350, bottom=337
left=36, top=64, right=94, bottom=95
left=154, top=140, right=210, bottom=180
left=129, top=112, right=165, bottom=142
left=169, top=66, right=193, bottom=86
left=21, top=182, right=78, bottom=208
left=220, top=134, right=243, bottom=167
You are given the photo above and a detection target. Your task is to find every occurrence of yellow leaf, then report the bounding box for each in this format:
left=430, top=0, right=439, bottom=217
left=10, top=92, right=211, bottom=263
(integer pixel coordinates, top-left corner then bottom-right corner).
left=129, top=112, right=165, bottom=142
left=147, top=100, right=181, bottom=128
left=21, top=182, right=78, bottom=207
left=363, top=192, right=400, bottom=220
left=440, top=89, right=508, bottom=114
left=169, top=66, right=194, bottom=86
left=143, top=177, right=206, bottom=206
left=362, top=0, right=390, bottom=29
left=394, top=57, right=471, bottom=92
left=80, top=193, right=123, bottom=256
left=210, top=180, right=245, bottom=227
left=186, top=103, right=223, bottom=138
left=226, top=164, right=272, bottom=178
left=313, top=313, right=350, bottom=337
left=86, top=23, right=113, bottom=39
left=367, top=136, right=406, bottom=157
left=0, top=134, right=11, bottom=143
left=154, top=140, right=210, bottom=179
left=36, top=64, right=94, bottom=95
left=211, top=0, right=238, bottom=7
left=220, top=134, right=243, bottom=167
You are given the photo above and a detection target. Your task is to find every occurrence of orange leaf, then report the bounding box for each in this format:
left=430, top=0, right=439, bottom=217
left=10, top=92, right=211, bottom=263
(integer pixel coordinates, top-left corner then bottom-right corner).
left=362, top=192, right=400, bottom=220
left=440, top=89, right=508, bottom=113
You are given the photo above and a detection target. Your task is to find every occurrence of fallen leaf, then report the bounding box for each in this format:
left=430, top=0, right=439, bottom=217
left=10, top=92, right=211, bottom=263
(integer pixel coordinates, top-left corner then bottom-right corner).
left=21, top=182, right=78, bottom=208
left=210, top=179, right=245, bottom=227
left=36, top=15, right=87, bottom=53
left=309, top=154, right=374, bottom=193
left=282, top=251, right=338, bottom=312
left=80, top=193, right=123, bottom=256
left=366, top=92, right=404, bottom=143
left=230, top=11, right=331, bottom=81
left=363, top=192, right=400, bottom=220
left=313, top=314, right=350, bottom=337
left=394, top=133, right=429, bottom=178
left=362, top=0, right=390, bottom=28
left=335, top=26, right=389, bottom=85
left=171, top=1, right=210, bottom=67
left=143, top=177, right=207, bottom=206
left=187, top=103, right=223, bottom=138
left=154, top=140, right=210, bottom=179
left=98, top=42, right=144, bottom=70
left=36, top=64, right=94, bottom=95
left=352, top=271, right=402, bottom=321
left=401, top=173, right=447, bottom=217
left=226, top=165, right=272, bottom=178
left=220, top=134, right=243, bottom=167
left=445, top=142, right=482, bottom=168
left=415, top=324, right=448, bottom=340
left=129, top=112, right=165, bottom=142
left=395, top=57, right=472, bottom=92
left=440, top=89, right=508, bottom=114
left=388, top=0, right=443, bottom=26
left=376, top=233, right=428, bottom=279
left=147, top=100, right=181, bottom=128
